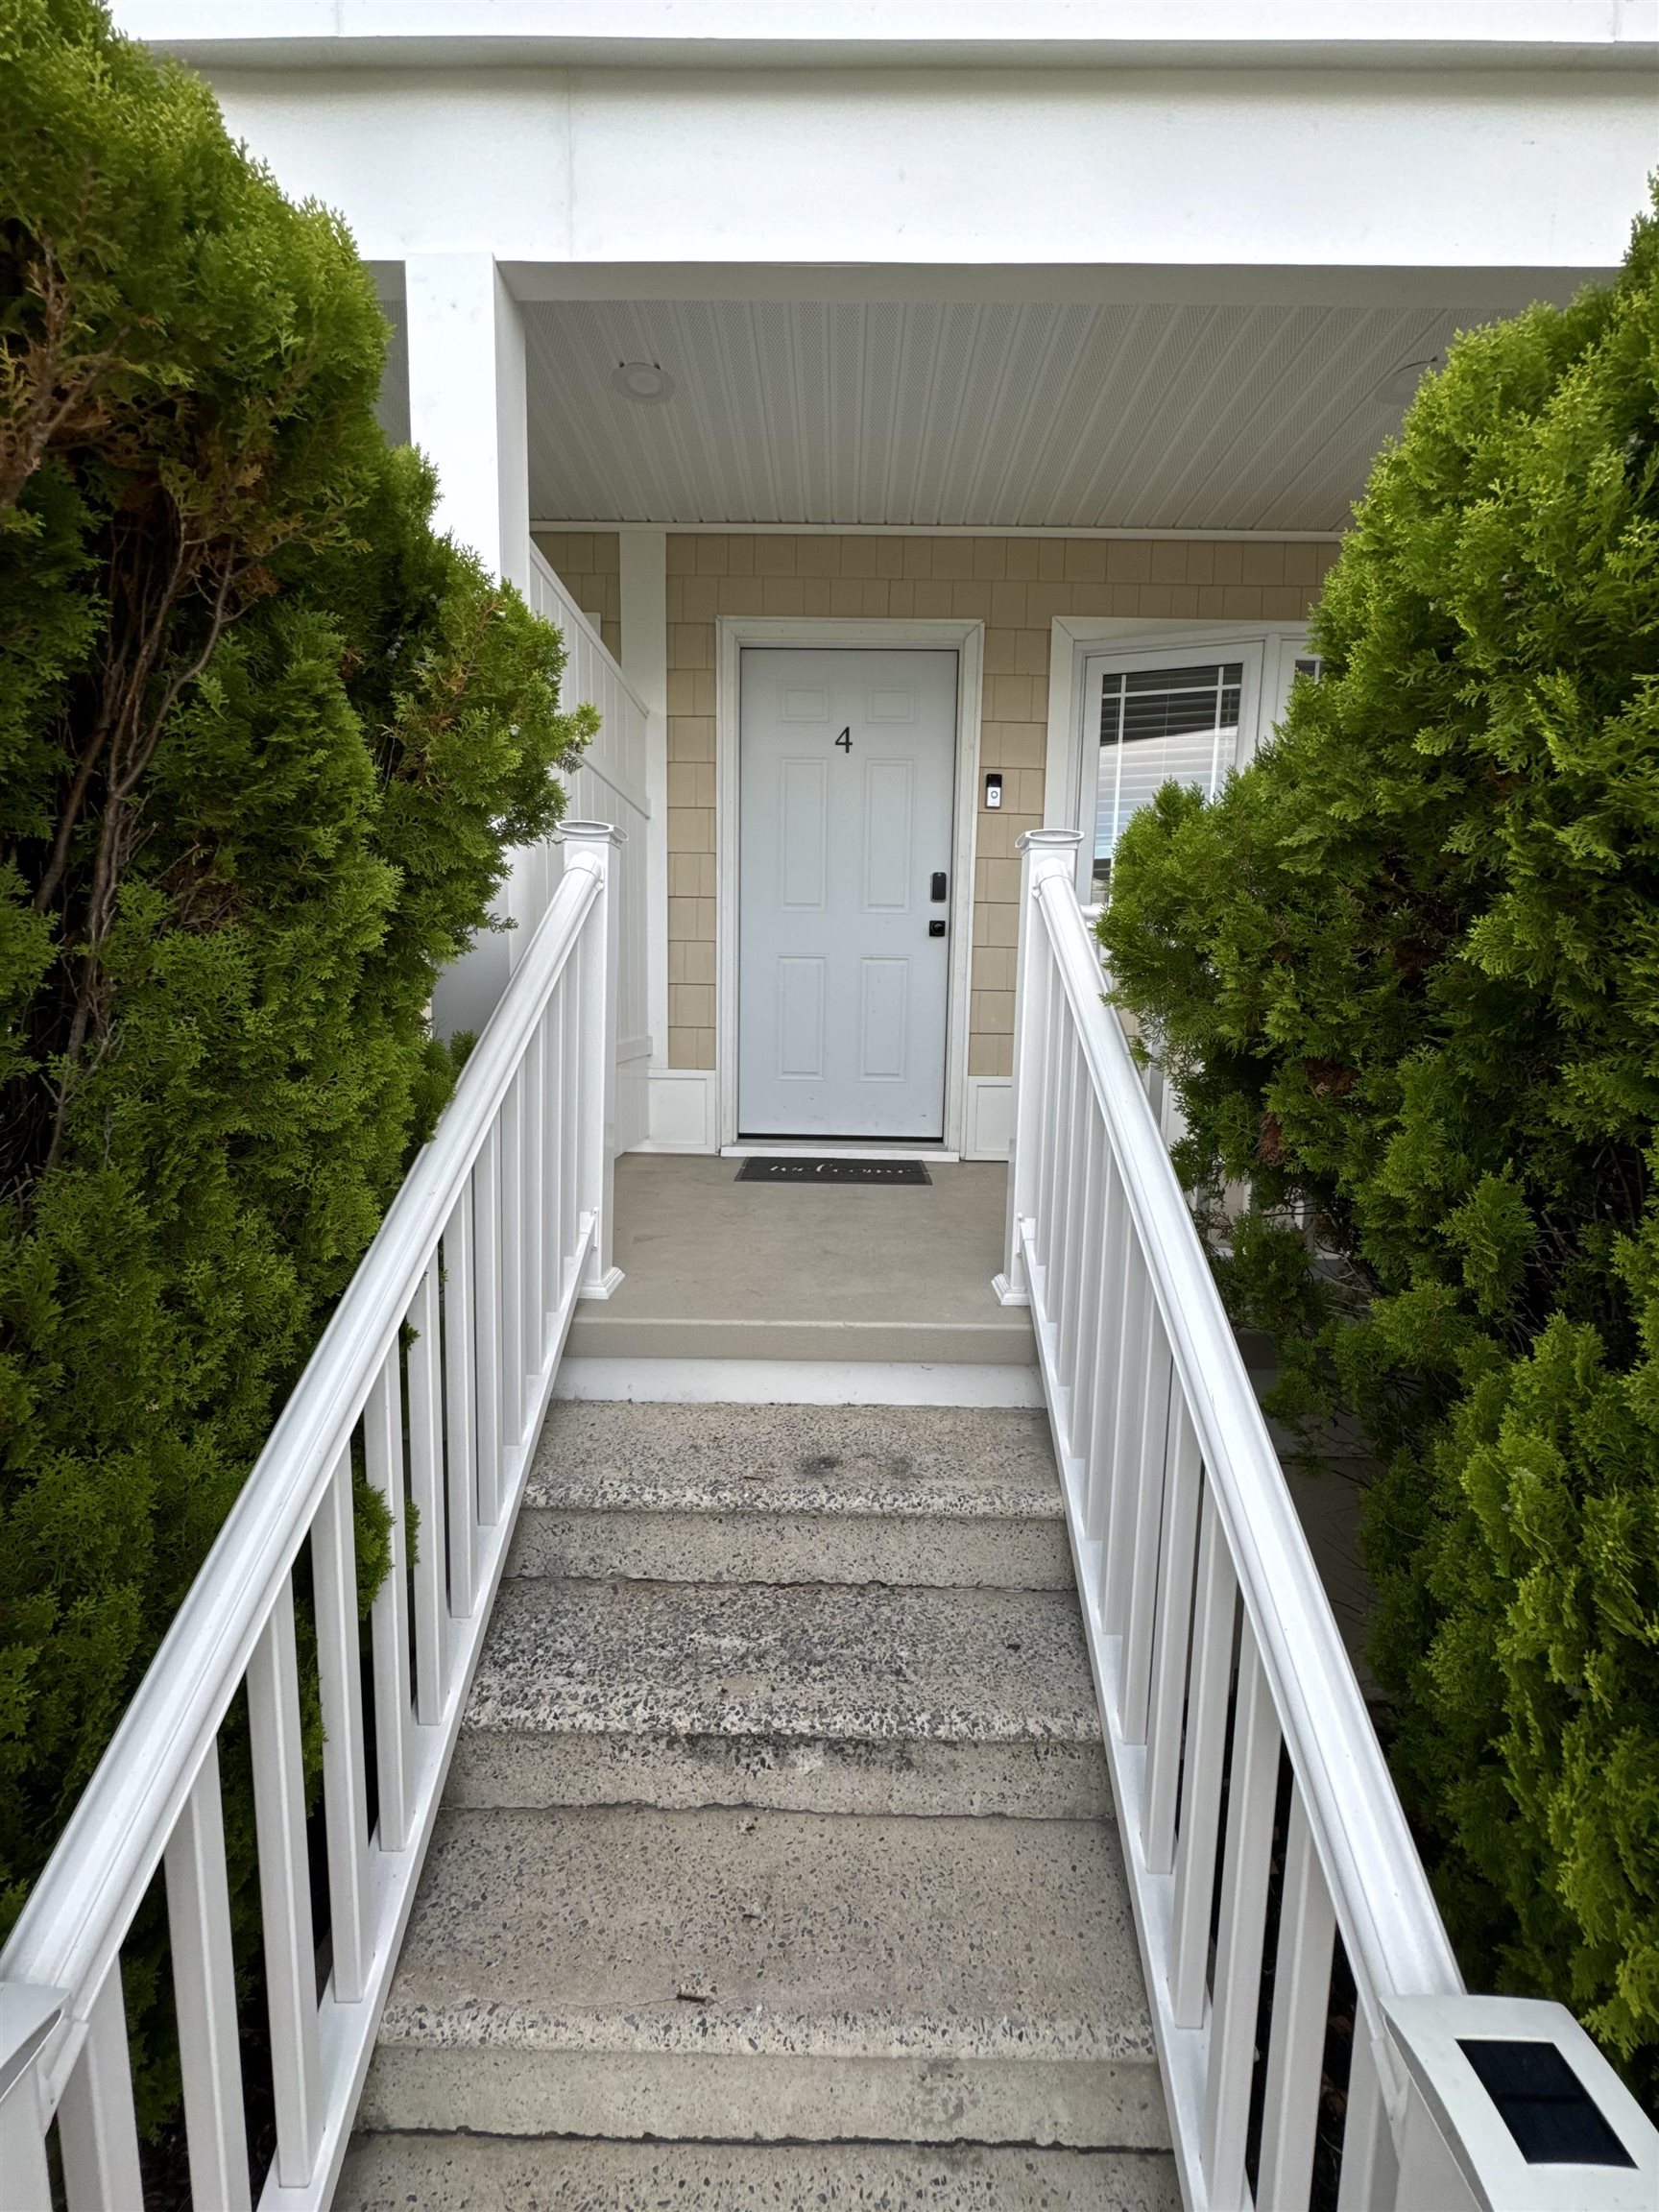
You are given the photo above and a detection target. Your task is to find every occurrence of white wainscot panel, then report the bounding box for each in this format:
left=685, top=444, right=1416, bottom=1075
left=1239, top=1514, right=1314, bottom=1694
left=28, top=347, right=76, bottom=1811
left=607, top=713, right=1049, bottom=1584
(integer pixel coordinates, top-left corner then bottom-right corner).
left=642, top=1070, right=719, bottom=1152
left=965, top=1075, right=1013, bottom=1162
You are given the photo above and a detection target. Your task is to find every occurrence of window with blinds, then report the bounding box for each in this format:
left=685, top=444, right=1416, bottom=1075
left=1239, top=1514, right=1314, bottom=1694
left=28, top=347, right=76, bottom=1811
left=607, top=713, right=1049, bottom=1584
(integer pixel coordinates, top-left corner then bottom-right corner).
left=1093, top=661, right=1243, bottom=900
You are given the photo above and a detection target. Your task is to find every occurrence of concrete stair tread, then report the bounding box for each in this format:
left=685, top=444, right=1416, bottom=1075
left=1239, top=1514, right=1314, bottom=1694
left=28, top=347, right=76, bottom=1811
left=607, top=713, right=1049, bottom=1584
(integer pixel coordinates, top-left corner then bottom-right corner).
left=528, top=1402, right=1063, bottom=1520
left=464, top=1578, right=1099, bottom=1746
left=375, top=1807, right=1153, bottom=2063
left=336, top=2134, right=1183, bottom=2210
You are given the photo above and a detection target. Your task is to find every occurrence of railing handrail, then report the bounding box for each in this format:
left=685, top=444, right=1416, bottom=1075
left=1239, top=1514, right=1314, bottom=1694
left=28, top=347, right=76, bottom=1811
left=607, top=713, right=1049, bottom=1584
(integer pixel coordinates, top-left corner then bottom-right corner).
left=0, top=850, right=604, bottom=2093
left=1028, top=851, right=1462, bottom=2022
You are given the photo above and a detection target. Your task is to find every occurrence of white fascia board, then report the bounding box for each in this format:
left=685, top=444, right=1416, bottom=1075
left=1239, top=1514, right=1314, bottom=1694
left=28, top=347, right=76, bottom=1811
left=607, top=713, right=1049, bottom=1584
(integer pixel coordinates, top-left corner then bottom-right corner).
left=110, top=1, right=1659, bottom=70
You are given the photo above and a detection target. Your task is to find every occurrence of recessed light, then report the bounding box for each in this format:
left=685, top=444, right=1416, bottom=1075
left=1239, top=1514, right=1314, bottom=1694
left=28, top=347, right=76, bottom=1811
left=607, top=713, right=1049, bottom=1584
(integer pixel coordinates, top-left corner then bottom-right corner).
left=1376, top=357, right=1437, bottom=404
left=613, top=360, right=673, bottom=404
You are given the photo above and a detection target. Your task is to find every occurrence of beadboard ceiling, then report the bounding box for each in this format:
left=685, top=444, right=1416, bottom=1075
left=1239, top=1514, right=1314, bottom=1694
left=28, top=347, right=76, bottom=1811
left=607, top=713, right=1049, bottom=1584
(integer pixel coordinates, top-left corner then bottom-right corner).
left=522, top=295, right=1474, bottom=533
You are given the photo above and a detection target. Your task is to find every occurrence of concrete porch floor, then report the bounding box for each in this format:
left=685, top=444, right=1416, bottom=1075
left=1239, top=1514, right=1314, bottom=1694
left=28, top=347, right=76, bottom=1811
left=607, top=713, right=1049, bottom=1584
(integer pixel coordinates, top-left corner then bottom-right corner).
left=565, top=1154, right=1035, bottom=1367
left=564, top=1152, right=1377, bottom=1681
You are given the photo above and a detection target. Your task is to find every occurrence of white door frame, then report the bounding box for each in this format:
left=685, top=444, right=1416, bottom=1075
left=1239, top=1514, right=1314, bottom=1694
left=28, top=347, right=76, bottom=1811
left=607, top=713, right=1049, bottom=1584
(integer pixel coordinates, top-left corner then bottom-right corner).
left=716, top=617, right=985, bottom=1153
left=1044, top=615, right=1310, bottom=898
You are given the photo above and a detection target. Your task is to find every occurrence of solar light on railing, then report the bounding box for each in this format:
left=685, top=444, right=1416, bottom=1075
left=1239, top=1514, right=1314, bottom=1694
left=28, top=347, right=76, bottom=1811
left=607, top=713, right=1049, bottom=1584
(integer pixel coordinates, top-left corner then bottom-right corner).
left=1382, top=1996, right=1655, bottom=2211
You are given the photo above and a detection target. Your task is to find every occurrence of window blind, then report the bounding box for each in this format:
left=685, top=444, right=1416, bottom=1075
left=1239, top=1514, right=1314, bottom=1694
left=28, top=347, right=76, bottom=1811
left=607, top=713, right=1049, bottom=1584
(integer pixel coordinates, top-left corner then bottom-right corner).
left=1093, top=661, right=1242, bottom=898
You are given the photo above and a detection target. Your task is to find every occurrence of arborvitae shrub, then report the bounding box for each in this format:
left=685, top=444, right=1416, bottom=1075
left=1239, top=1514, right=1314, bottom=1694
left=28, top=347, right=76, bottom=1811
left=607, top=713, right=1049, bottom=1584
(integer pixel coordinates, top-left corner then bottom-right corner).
left=1100, top=196, right=1659, bottom=2096
left=0, top=0, right=591, bottom=2126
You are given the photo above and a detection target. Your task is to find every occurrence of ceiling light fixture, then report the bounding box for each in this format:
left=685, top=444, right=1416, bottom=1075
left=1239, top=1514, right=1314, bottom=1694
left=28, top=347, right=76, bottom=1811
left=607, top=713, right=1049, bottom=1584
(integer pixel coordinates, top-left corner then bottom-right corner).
left=1376, top=356, right=1438, bottom=404
left=613, top=360, right=674, bottom=404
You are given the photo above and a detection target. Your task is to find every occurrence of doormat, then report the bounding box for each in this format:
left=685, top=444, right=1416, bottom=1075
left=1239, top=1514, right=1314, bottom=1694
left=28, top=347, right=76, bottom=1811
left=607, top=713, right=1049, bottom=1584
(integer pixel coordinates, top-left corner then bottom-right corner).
left=735, top=1157, right=932, bottom=1185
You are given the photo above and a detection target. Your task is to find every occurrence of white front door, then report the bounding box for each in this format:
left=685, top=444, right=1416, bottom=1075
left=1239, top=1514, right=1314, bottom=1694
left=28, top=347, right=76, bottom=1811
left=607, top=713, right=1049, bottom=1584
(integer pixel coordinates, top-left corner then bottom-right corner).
left=738, top=647, right=958, bottom=1140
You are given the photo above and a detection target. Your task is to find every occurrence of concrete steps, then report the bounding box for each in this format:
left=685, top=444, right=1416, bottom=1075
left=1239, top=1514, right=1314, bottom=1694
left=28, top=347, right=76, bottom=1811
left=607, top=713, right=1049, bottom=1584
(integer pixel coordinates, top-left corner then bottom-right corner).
left=338, top=2136, right=1183, bottom=2210
left=359, top=1805, right=1164, bottom=2148
left=345, top=1400, right=1172, bottom=2209
left=508, top=1401, right=1070, bottom=1586
left=448, top=1576, right=1108, bottom=1815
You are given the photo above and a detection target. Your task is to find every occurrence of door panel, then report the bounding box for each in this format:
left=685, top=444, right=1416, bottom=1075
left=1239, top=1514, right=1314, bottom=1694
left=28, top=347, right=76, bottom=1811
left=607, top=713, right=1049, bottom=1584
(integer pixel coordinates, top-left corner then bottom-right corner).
left=738, top=647, right=957, bottom=1139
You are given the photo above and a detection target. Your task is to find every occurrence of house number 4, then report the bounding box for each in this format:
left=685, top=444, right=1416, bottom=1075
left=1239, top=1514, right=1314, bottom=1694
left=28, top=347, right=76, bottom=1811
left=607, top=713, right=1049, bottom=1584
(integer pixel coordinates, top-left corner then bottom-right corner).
left=834, top=727, right=853, bottom=752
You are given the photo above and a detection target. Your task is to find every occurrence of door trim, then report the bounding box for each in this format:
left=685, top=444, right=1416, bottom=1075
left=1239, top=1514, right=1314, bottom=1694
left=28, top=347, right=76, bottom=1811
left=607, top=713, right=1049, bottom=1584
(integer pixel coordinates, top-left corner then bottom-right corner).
left=716, top=618, right=985, bottom=1153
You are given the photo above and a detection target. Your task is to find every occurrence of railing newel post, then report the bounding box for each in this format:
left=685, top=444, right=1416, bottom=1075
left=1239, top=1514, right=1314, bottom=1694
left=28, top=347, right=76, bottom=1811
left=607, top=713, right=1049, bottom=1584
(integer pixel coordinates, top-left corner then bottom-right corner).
left=0, top=1985, right=64, bottom=2212
left=51, top=1970, right=143, bottom=2212
left=996, top=829, right=1084, bottom=1307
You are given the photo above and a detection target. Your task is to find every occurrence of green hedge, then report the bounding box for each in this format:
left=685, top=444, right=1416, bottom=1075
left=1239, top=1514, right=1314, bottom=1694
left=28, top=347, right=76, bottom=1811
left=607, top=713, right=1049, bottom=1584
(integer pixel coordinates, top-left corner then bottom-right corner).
left=1099, top=195, right=1659, bottom=2097
left=0, top=0, right=591, bottom=2127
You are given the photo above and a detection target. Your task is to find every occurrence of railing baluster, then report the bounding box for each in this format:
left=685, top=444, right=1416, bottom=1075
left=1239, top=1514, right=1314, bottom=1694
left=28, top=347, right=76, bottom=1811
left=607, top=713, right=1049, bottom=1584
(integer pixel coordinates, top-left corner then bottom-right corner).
left=1102, top=1230, right=1152, bottom=1641
left=1170, top=1485, right=1238, bottom=2027
left=522, top=998, right=544, bottom=1381
left=444, top=1191, right=478, bottom=1619
left=1054, top=1036, right=1089, bottom=1398
left=407, top=1257, right=446, bottom=1713
left=163, top=1741, right=251, bottom=2212
left=553, top=985, right=569, bottom=1303
left=1336, top=2008, right=1398, bottom=2212
left=562, top=966, right=581, bottom=1279
left=1258, top=1785, right=1338, bottom=2210
left=535, top=1002, right=555, bottom=1318
left=56, top=1965, right=143, bottom=2212
left=1120, top=1306, right=1175, bottom=1743
left=1084, top=1142, right=1128, bottom=1543
left=472, top=1121, right=502, bottom=1524
left=362, top=1350, right=411, bottom=1847
left=1143, top=1392, right=1203, bottom=1874
left=247, top=1579, right=323, bottom=2185
left=1203, top=1631, right=1283, bottom=2201
left=1046, top=1027, right=1077, bottom=1363
left=1035, top=961, right=1066, bottom=1280
left=313, top=1448, right=370, bottom=2002
left=1068, top=1108, right=1107, bottom=1472
left=499, top=1068, right=525, bottom=1446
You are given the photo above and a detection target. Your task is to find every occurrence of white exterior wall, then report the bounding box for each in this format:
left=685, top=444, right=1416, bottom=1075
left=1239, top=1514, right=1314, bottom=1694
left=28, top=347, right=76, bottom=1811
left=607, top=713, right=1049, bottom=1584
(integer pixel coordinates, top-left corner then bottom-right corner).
left=129, top=61, right=1651, bottom=284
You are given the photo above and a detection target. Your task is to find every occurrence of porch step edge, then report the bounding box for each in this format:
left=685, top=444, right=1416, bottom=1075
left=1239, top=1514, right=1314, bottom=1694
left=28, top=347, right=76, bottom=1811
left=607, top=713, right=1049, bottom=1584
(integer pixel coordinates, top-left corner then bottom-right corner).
left=335, top=2132, right=1184, bottom=2212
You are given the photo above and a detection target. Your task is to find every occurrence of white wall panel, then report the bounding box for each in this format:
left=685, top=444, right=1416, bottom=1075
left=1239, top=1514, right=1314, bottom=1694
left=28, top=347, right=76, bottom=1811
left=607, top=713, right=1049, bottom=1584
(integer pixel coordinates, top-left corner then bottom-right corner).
left=172, top=63, right=1653, bottom=277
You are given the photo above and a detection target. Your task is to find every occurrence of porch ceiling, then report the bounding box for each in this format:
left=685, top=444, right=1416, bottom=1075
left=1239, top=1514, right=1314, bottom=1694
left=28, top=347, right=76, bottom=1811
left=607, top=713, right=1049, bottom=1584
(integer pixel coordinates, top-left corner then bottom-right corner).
left=526, top=291, right=1484, bottom=534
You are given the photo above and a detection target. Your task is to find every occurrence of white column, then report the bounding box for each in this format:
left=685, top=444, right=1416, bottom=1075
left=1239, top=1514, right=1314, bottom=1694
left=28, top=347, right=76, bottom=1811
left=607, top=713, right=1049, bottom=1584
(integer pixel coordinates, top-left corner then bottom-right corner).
left=618, top=530, right=668, bottom=1069
left=413, top=255, right=530, bottom=1043
left=403, top=254, right=528, bottom=591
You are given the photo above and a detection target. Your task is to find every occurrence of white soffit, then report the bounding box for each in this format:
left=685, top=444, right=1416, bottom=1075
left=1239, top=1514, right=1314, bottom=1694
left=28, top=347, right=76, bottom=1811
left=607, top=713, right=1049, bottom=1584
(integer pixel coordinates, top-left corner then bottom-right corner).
left=525, top=295, right=1484, bottom=533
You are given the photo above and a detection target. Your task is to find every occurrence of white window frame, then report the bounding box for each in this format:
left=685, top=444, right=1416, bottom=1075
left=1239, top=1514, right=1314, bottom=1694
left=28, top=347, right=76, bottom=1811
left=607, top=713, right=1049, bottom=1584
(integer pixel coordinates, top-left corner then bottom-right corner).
left=1044, top=617, right=1310, bottom=902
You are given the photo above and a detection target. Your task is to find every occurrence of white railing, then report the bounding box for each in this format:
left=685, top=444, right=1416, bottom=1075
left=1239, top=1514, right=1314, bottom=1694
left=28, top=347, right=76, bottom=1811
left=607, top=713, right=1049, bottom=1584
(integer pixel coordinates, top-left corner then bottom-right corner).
left=998, top=830, right=1656, bottom=2212
left=0, top=824, right=625, bottom=2212
left=525, top=549, right=651, bottom=1158
left=433, top=548, right=650, bottom=1150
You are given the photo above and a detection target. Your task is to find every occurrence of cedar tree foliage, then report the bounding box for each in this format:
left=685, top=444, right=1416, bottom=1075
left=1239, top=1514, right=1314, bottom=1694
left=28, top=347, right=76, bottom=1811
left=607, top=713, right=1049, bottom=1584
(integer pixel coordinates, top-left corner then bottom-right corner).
left=1100, top=195, right=1659, bottom=2093
left=0, top=0, right=592, bottom=2108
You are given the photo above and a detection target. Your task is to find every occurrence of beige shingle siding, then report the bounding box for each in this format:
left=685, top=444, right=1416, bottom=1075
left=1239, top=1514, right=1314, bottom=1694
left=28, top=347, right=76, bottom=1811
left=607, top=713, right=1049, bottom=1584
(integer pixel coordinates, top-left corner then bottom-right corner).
left=530, top=530, right=623, bottom=661
left=547, top=529, right=1337, bottom=1074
